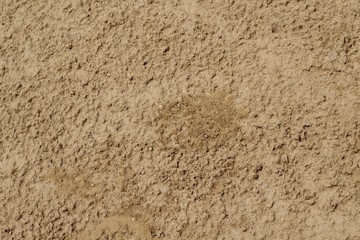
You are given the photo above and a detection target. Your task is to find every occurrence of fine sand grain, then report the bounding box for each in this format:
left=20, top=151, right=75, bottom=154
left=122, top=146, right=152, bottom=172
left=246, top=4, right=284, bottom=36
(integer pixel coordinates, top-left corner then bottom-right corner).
left=1, top=0, right=360, bottom=239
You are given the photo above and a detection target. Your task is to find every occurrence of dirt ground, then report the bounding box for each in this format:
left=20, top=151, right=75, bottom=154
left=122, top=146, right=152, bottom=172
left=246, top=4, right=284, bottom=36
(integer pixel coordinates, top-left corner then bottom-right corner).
left=1, top=0, right=360, bottom=239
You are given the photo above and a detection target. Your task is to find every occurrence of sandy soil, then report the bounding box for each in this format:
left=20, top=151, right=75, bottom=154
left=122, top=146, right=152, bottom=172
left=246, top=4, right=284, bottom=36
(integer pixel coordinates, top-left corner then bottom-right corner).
left=1, top=0, right=360, bottom=239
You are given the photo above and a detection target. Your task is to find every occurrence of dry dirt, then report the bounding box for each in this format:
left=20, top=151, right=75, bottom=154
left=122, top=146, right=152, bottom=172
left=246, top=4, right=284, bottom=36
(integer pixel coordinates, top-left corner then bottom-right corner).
left=1, top=0, right=360, bottom=239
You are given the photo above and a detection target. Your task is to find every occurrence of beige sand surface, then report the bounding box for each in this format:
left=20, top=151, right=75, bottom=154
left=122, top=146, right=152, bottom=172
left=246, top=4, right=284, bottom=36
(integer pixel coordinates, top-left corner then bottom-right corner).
left=1, top=0, right=360, bottom=239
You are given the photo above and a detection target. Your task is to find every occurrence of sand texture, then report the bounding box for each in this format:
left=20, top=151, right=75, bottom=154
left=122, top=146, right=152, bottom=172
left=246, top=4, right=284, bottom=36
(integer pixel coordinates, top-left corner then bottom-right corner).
left=1, top=0, right=360, bottom=239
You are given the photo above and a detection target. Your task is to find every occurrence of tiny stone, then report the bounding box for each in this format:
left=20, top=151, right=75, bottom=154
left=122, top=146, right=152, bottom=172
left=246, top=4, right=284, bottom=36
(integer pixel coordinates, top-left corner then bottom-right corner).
left=254, top=165, right=263, bottom=173
left=267, top=201, right=274, bottom=208
left=308, top=199, right=316, bottom=205
left=275, top=156, right=281, bottom=164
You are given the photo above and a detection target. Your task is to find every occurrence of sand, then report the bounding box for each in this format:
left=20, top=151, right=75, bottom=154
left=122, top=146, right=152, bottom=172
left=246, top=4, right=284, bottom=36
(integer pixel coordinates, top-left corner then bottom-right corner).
left=1, top=0, right=359, bottom=239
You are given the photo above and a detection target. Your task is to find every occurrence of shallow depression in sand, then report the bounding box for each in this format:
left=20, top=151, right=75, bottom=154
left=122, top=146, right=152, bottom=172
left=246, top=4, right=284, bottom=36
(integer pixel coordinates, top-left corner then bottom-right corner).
left=153, top=92, right=249, bottom=151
